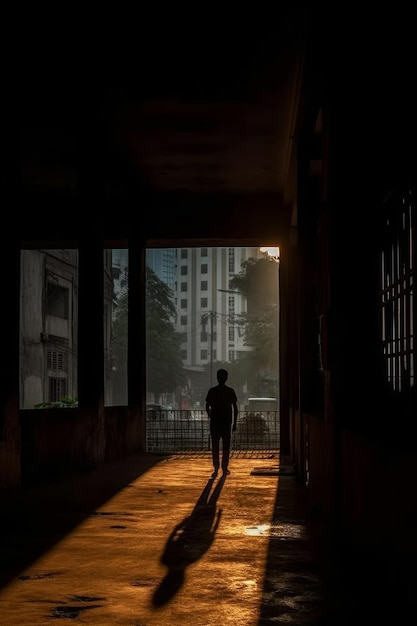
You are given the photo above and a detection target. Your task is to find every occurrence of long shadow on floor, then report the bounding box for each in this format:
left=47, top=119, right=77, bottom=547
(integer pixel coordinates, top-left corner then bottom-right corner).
left=151, top=474, right=226, bottom=607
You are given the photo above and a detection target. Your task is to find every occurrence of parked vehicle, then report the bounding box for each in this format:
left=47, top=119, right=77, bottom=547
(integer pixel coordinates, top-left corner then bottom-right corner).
left=244, top=397, right=277, bottom=411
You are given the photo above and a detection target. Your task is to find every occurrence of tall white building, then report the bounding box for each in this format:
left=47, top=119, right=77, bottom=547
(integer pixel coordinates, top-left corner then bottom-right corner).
left=146, top=245, right=264, bottom=406
left=175, top=246, right=262, bottom=369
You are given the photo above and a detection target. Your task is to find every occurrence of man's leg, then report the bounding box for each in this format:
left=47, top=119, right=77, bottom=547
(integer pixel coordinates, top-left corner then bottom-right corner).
left=211, top=428, right=220, bottom=475
left=221, top=427, right=232, bottom=473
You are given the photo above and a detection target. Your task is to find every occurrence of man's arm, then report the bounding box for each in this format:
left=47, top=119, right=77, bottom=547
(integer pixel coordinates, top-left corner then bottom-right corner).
left=232, top=401, right=238, bottom=431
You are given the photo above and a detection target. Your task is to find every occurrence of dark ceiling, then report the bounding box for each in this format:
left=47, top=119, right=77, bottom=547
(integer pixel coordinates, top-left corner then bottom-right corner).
left=12, top=4, right=415, bottom=245
left=15, top=4, right=309, bottom=203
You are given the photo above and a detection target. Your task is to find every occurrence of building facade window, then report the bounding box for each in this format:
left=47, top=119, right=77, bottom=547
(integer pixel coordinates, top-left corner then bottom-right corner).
left=49, top=376, right=67, bottom=402
left=201, top=280, right=208, bottom=290
left=181, top=266, right=188, bottom=275
left=201, top=264, right=208, bottom=274
left=47, top=350, right=67, bottom=371
left=181, top=282, right=188, bottom=292
left=46, top=283, right=69, bottom=319
left=201, top=349, right=208, bottom=360
left=181, top=298, right=187, bottom=308
left=181, top=249, right=188, bottom=259
left=180, top=315, right=188, bottom=326
left=20, top=249, right=78, bottom=410
left=201, top=297, right=208, bottom=308
left=228, top=248, right=235, bottom=273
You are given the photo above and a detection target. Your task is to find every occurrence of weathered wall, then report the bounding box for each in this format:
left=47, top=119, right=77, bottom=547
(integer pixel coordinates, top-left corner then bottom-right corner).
left=20, top=406, right=144, bottom=487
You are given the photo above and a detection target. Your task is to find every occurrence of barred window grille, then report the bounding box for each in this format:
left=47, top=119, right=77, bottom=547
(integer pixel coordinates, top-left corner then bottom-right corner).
left=381, top=187, right=415, bottom=392
left=47, top=350, right=67, bottom=371
left=49, top=377, right=67, bottom=402
left=228, top=248, right=235, bottom=273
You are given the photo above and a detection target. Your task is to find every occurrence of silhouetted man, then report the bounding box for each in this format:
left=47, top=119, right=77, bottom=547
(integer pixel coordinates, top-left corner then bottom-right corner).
left=205, top=368, right=238, bottom=478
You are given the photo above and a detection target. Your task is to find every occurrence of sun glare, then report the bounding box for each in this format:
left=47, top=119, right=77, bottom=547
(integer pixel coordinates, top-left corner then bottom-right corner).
left=260, top=246, right=280, bottom=259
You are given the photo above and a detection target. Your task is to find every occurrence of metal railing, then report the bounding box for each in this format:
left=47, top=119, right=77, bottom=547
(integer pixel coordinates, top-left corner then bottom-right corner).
left=146, top=409, right=280, bottom=453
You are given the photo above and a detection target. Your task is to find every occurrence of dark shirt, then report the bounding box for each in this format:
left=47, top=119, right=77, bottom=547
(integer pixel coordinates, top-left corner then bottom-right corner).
left=205, top=384, right=238, bottom=423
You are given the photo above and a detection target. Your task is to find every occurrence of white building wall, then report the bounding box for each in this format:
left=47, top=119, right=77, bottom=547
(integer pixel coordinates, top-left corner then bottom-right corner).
left=176, top=246, right=262, bottom=368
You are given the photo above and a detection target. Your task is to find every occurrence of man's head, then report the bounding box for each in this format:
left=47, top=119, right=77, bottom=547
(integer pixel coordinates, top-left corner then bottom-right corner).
left=217, top=368, right=228, bottom=384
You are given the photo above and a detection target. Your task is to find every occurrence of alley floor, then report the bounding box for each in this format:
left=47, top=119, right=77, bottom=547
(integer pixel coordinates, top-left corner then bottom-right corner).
left=0, top=451, right=405, bottom=625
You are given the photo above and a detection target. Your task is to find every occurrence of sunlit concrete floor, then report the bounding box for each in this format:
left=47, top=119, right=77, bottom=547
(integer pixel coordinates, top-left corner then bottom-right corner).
left=0, top=451, right=412, bottom=625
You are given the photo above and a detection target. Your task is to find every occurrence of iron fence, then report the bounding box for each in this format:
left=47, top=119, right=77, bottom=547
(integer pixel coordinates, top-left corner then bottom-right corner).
left=146, top=409, right=280, bottom=453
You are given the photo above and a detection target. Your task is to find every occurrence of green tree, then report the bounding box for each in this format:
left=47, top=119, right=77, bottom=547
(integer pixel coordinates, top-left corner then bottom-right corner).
left=230, top=255, right=279, bottom=396
left=230, top=255, right=278, bottom=315
left=242, top=303, right=278, bottom=369
left=146, top=266, right=185, bottom=399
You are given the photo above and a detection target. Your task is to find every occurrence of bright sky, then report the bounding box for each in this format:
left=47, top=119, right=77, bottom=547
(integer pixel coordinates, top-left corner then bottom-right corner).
left=260, top=246, right=280, bottom=258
